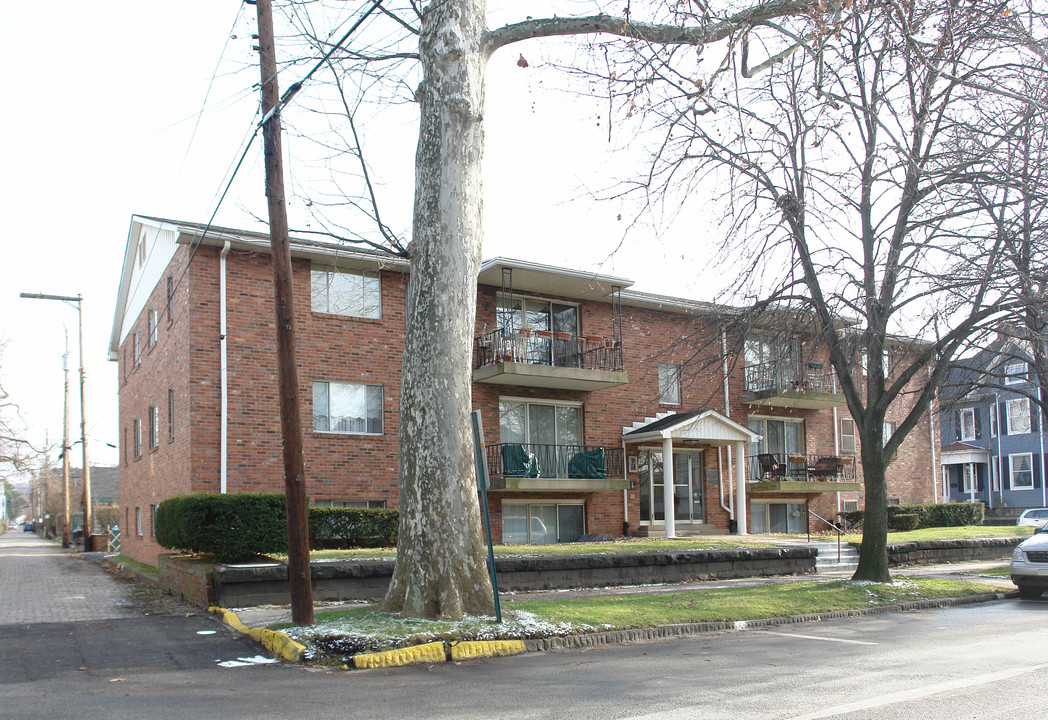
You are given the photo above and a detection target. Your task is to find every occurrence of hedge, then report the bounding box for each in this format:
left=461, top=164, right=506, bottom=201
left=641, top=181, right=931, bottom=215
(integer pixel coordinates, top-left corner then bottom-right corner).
left=839, top=502, right=985, bottom=531
left=156, top=493, right=399, bottom=562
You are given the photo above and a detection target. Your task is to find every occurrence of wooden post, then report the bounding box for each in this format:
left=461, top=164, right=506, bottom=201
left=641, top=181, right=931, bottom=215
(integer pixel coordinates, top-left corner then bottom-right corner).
left=254, top=0, right=313, bottom=626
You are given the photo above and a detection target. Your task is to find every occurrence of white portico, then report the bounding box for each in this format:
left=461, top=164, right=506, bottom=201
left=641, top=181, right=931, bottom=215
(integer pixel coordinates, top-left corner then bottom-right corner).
left=624, top=410, right=758, bottom=537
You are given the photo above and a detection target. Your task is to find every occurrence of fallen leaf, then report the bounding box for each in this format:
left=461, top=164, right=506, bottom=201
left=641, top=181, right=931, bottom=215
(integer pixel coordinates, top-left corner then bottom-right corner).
left=517, top=54, right=529, bottom=68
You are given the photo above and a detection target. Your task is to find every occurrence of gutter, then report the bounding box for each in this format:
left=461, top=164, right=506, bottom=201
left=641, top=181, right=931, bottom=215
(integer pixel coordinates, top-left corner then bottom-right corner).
left=720, top=326, right=734, bottom=518
left=220, top=240, right=231, bottom=494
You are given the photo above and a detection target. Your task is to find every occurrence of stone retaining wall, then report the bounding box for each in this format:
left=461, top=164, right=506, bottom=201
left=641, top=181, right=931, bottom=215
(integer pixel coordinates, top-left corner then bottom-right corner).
left=886, top=537, right=1021, bottom=565
left=209, top=547, right=817, bottom=608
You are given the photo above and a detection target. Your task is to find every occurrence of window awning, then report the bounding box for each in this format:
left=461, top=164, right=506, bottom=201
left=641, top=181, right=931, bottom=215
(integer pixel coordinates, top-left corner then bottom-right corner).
left=940, top=441, right=991, bottom=465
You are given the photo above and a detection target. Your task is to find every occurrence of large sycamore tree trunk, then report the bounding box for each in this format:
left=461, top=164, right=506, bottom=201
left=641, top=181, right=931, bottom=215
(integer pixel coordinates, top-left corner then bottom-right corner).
left=382, top=0, right=495, bottom=618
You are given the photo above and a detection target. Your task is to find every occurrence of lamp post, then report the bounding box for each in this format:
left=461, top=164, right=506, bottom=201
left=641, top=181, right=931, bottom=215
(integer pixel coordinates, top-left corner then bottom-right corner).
left=21, top=292, right=93, bottom=551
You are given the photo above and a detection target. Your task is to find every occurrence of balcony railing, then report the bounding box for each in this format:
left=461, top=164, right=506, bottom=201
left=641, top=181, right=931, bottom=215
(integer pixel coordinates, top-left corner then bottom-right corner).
left=486, top=442, right=623, bottom=481
left=744, top=361, right=838, bottom=394
left=747, top=453, right=857, bottom=483
left=474, top=328, right=623, bottom=373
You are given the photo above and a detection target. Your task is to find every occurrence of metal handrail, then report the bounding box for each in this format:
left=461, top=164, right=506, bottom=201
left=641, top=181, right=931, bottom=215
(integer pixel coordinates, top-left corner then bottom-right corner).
left=807, top=509, right=845, bottom=563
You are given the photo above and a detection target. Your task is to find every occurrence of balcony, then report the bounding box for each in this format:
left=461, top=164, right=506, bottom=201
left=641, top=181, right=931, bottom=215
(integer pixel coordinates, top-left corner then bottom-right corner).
left=473, top=328, right=628, bottom=391
left=740, top=361, right=845, bottom=410
left=747, top=452, right=861, bottom=493
left=485, top=443, right=628, bottom=492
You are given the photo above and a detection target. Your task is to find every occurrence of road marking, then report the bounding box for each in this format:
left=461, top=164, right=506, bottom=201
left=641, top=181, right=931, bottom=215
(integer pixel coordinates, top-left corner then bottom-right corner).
left=784, top=662, right=1048, bottom=720
left=756, top=630, right=878, bottom=646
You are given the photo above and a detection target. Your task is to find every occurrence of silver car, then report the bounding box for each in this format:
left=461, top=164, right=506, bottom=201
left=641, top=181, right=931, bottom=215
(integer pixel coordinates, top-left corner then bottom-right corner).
left=1017, top=508, right=1048, bottom=528
left=1011, top=526, right=1048, bottom=599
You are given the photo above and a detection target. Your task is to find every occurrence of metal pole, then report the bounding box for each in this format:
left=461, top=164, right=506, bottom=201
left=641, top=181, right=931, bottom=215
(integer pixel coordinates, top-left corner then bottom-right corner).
left=61, top=331, right=71, bottom=547
left=76, top=296, right=92, bottom=551
left=471, top=411, right=502, bottom=622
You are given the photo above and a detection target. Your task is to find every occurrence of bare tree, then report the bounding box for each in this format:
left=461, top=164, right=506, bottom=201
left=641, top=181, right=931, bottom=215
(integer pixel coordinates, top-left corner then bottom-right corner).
left=630, top=1, right=1048, bottom=580
left=272, top=0, right=830, bottom=619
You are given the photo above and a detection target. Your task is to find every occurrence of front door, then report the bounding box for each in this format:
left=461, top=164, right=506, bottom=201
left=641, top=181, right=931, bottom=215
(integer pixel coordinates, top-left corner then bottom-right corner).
left=639, top=450, right=705, bottom=524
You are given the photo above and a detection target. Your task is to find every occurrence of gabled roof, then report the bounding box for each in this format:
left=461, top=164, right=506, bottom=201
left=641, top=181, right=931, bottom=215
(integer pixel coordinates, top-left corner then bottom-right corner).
left=623, top=409, right=758, bottom=446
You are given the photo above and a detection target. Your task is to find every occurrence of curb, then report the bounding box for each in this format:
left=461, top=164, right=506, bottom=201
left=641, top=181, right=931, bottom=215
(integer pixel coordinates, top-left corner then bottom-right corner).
left=209, top=606, right=307, bottom=663
left=351, top=639, right=527, bottom=669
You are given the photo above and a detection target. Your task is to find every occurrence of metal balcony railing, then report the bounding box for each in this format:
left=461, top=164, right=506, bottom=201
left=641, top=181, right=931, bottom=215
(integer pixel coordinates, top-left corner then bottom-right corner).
left=486, top=443, right=623, bottom=481
left=747, top=453, right=857, bottom=482
left=744, top=361, right=838, bottom=394
left=473, top=328, right=624, bottom=372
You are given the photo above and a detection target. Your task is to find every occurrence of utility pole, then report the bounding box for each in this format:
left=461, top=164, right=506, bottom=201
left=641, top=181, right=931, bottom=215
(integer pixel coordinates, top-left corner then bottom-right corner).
left=254, top=0, right=313, bottom=626
left=61, top=331, right=71, bottom=547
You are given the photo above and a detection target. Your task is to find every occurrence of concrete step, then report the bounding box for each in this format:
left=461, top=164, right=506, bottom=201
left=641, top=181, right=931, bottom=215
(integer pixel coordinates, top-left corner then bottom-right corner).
left=810, top=541, right=859, bottom=574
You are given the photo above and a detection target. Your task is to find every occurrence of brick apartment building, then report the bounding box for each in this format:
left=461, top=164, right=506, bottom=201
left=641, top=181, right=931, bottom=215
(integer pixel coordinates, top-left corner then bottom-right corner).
left=109, top=216, right=940, bottom=565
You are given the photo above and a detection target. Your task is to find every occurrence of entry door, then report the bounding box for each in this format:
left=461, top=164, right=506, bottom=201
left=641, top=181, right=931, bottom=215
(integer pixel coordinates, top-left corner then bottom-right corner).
left=638, top=450, right=704, bottom=524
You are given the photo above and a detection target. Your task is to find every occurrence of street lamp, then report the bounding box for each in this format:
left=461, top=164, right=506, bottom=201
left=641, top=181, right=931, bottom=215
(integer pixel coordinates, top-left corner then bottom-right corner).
left=20, top=292, right=93, bottom=551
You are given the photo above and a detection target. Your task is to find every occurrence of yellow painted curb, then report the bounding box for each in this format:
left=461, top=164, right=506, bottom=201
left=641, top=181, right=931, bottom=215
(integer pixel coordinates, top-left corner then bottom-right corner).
left=449, top=640, right=526, bottom=661
left=353, top=641, right=446, bottom=669
left=209, top=606, right=306, bottom=663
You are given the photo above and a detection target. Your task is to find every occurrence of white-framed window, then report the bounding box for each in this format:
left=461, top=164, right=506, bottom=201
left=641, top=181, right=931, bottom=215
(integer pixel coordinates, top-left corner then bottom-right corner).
left=314, top=499, right=387, bottom=508
left=991, top=461, right=1000, bottom=492
left=135, top=506, right=143, bottom=536
left=960, top=408, right=976, bottom=441
left=137, top=229, right=148, bottom=267
left=150, top=504, right=158, bottom=538
left=133, top=418, right=142, bottom=458
left=499, top=398, right=583, bottom=478
left=989, top=404, right=997, bottom=437
left=962, top=464, right=977, bottom=493
left=750, top=499, right=806, bottom=534
left=842, top=499, right=860, bottom=512
left=310, top=266, right=381, bottom=319
left=839, top=418, right=856, bottom=454
left=148, top=404, right=159, bottom=450
left=312, top=381, right=383, bottom=434
left=1010, top=453, right=1035, bottom=490
left=502, top=501, right=585, bottom=544
left=133, top=331, right=141, bottom=366
left=148, top=308, right=158, bottom=346
left=882, top=421, right=896, bottom=447
left=1006, top=398, right=1031, bottom=435
left=658, top=363, right=681, bottom=405
left=1005, top=360, right=1027, bottom=385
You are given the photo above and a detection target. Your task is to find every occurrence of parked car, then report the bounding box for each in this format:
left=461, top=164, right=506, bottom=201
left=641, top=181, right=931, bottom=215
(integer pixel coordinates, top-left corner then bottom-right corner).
left=22, top=522, right=34, bottom=532
left=1011, top=526, right=1048, bottom=599
left=1017, top=508, right=1048, bottom=528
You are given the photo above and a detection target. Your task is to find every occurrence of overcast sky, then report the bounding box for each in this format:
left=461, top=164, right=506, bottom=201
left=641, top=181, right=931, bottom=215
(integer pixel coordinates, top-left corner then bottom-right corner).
left=0, top=1, right=722, bottom=481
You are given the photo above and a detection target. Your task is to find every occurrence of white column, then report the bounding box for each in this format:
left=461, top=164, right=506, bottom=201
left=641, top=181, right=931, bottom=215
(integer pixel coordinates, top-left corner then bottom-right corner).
left=662, top=436, right=675, bottom=538
left=735, top=440, right=748, bottom=535
left=969, top=463, right=976, bottom=503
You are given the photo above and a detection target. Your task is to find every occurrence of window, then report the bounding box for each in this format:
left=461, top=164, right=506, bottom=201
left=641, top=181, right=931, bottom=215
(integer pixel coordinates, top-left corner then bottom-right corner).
left=148, top=308, right=158, bottom=346
left=502, top=502, right=585, bottom=544
left=658, top=363, right=681, bottom=405
left=314, top=499, right=386, bottom=508
left=882, top=350, right=893, bottom=378
left=962, top=464, right=977, bottom=493
left=495, top=294, right=580, bottom=367
left=168, top=388, right=175, bottom=441
left=750, top=500, right=806, bottom=534
left=148, top=405, right=159, bottom=450
left=135, top=506, right=143, bottom=536
left=1005, top=360, right=1027, bottom=385
left=133, top=418, right=142, bottom=458
left=313, top=381, right=383, bottom=434
left=137, top=229, right=148, bottom=267
left=882, top=421, right=896, bottom=447
left=150, top=505, right=158, bottom=538
left=311, top=266, right=381, bottom=319
left=133, top=331, right=141, bottom=366
left=992, top=461, right=1000, bottom=492
left=166, top=275, right=174, bottom=324
left=499, top=399, right=582, bottom=478
left=839, top=418, right=856, bottom=454
left=1007, top=398, right=1031, bottom=435
left=1010, top=453, right=1034, bottom=490
left=989, top=404, right=997, bottom=438
left=960, top=408, right=976, bottom=441
left=843, top=500, right=860, bottom=512
left=744, top=334, right=798, bottom=390
left=887, top=498, right=900, bottom=506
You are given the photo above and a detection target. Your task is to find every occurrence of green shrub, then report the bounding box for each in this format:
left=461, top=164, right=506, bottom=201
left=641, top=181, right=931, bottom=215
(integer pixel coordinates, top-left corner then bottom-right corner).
left=838, top=502, right=985, bottom=531
left=309, top=507, right=398, bottom=549
left=156, top=493, right=399, bottom=560
left=891, top=513, right=920, bottom=531
left=156, top=493, right=287, bottom=562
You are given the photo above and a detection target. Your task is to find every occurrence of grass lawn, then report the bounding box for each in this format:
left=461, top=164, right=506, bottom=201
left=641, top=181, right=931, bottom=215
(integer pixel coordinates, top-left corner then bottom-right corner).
left=280, top=576, right=996, bottom=660
left=281, top=525, right=1032, bottom=563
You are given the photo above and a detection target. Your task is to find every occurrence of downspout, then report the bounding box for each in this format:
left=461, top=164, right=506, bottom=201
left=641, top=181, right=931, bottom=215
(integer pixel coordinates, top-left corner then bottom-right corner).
left=220, top=240, right=231, bottom=494
left=833, top=406, right=841, bottom=516
left=721, top=327, right=734, bottom=517
left=995, top=393, right=1002, bottom=508
left=928, top=366, right=938, bottom=504
left=622, top=437, right=629, bottom=534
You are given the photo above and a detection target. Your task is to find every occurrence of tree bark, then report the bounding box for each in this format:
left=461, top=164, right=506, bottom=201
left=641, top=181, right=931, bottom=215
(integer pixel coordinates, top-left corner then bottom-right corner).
left=853, top=444, right=890, bottom=582
left=382, top=0, right=495, bottom=619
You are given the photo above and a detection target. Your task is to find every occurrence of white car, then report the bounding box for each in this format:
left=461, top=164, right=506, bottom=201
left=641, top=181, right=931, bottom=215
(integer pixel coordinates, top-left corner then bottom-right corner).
left=1017, top=508, right=1048, bottom=528
left=1011, top=526, right=1048, bottom=599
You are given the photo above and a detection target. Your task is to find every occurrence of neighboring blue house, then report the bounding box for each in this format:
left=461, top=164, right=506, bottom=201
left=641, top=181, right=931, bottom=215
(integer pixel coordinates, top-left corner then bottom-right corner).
left=940, top=342, right=1047, bottom=511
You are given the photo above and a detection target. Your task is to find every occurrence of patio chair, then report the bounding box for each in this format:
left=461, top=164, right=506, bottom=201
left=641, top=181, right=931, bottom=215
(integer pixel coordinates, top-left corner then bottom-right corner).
left=501, top=443, right=539, bottom=478
left=757, top=453, right=787, bottom=478
left=806, top=456, right=843, bottom=480
left=568, top=448, right=607, bottom=479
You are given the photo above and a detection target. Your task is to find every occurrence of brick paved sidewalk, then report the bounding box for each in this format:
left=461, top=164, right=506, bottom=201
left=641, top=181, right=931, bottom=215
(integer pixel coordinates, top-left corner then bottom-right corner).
left=0, top=530, right=141, bottom=624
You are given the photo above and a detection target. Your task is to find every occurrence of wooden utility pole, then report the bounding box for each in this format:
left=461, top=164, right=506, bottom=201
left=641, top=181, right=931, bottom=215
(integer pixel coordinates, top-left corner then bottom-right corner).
left=254, top=0, right=313, bottom=626
left=76, top=294, right=93, bottom=551
left=61, top=332, right=71, bottom=547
